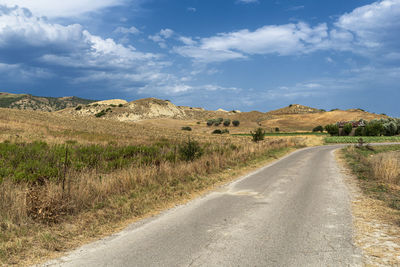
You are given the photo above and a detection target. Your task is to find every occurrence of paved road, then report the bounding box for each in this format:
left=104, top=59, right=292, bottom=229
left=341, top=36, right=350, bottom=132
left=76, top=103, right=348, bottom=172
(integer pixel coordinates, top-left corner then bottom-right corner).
left=43, top=145, right=363, bottom=267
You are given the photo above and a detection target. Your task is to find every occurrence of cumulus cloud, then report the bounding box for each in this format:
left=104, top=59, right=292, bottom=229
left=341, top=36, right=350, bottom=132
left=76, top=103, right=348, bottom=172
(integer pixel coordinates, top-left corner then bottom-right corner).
left=236, top=0, right=259, bottom=4
left=0, top=5, right=180, bottom=95
left=173, top=0, right=400, bottom=63
left=114, top=26, right=140, bottom=35
left=0, top=0, right=126, bottom=18
left=173, top=22, right=328, bottom=62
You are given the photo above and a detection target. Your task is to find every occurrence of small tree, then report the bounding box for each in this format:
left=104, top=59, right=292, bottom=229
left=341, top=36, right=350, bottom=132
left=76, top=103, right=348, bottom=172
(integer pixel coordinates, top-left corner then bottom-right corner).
left=325, top=124, right=339, bottom=136
left=232, top=120, right=240, bottom=127
left=312, top=125, right=324, bottom=133
left=207, top=120, right=214, bottom=127
left=383, top=122, right=397, bottom=136
left=343, top=123, right=353, bottom=136
left=275, top=127, right=280, bottom=133
left=223, top=119, right=231, bottom=127
left=181, top=126, right=192, bottom=131
left=251, top=128, right=265, bottom=142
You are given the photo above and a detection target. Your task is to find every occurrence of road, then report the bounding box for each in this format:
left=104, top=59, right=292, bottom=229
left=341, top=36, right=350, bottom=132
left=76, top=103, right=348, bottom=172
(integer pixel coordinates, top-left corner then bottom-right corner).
left=43, top=145, right=363, bottom=266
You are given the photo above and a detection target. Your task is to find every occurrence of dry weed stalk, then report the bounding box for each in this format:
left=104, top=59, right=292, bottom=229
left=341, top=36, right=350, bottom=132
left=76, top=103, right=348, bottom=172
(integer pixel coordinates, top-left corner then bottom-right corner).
left=370, top=152, right=400, bottom=184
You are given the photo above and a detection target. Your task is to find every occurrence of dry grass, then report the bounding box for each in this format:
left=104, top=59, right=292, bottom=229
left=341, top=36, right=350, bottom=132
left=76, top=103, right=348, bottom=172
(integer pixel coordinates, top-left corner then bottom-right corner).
left=370, top=152, right=400, bottom=185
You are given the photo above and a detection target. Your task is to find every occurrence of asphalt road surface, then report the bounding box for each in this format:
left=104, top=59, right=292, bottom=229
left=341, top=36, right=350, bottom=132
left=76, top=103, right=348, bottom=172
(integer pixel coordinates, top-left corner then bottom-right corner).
left=43, top=145, right=363, bottom=267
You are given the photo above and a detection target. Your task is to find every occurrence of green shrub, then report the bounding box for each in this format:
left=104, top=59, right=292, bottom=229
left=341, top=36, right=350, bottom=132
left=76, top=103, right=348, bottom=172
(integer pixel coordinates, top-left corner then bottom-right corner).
left=312, top=125, right=324, bottom=132
left=251, top=128, right=265, bottom=142
left=214, top=121, right=221, bottom=126
left=383, top=122, right=397, bottom=136
left=75, top=106, right=82, bottom=111
left=118, top=104, right=123, bottom=107
left=207, top=120, right=214, bottom=126
left=365, top=121, right=384, bottom=136
left=181, top=126, right=192, bottom=131
left=343, top=123, right=353, bottom=136
left=217, top=118, right=224, bottom=123
left=275, top=127, right=280, bottom=132
left=232, top=120, right=240, bottom=127
left=179, top=139, right=203, bottom=161
left=110, top=104, right=117, bottom=108
left=223, top=119, right=231, bottom=127
left=95, top=110, right=107, bottom=118
left=213, top=129, right=229, bottom=134
left=325, top=124, right=339, bottom=136
left=355, top=127, right=365, bottom=136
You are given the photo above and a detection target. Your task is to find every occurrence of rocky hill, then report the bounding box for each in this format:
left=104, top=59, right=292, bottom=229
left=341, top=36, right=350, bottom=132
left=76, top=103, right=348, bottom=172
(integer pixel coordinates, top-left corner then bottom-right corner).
left=0, top=92, right=96, bottom=112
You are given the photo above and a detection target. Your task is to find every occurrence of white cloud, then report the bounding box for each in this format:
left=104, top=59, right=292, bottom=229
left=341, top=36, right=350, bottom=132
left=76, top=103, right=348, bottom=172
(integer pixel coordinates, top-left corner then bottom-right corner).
left=187, top=7, right=196, bottom=12
left=178, top=36, right=196, bottom=45
left=114, top=26, right=140, bottom=35
left=174, top=0, right=400, bottom=63
left=0, top=0, right=126, bottom=18
left=159, top=29, right=174, bottom=39
left=236, top=0, right=259, bottom=4
left=174, top=22, right=328, bottom=62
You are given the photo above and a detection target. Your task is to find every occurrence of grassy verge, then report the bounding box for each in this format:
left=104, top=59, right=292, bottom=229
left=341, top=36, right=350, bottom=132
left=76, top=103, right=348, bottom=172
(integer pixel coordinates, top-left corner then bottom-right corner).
left=0, top=138, right=302, bottom=266
left=233, top=132, right=328, bottom=137
left=341, top=145, right=400, bottom=223
left=325, top=136, right=400, bottom=143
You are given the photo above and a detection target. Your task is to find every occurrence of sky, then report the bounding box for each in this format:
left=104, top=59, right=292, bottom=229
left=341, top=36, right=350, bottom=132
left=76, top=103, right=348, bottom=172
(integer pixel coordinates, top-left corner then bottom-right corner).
left=0, top=0, right=399, bottom=116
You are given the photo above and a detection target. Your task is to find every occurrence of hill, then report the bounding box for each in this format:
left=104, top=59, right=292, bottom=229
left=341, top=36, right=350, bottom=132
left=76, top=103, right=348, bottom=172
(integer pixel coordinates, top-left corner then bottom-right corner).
left=0, top=92, right=96, bottom=111
left=267, top=104, right=324, bottom=115
left=59, top=97, right=387, bottom=132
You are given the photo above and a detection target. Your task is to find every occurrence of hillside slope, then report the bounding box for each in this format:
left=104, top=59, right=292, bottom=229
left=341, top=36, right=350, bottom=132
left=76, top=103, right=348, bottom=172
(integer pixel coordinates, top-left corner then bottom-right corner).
left=0, top=92, right=96, bottom=111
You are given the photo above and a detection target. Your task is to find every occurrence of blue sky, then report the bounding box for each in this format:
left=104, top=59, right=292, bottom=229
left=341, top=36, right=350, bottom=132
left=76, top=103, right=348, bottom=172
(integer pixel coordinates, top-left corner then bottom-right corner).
left=0, top=0, right=399, bottom=116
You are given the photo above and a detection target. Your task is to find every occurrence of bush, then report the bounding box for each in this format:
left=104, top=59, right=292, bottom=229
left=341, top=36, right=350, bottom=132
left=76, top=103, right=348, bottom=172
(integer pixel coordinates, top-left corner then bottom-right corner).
left=207, top=120, right=214, bottom=127
left=214, top=121, right=221, bottom=126
left=75, top=106, right=82, bottom=111
left=251, top=128, right=265, bottom=142
left=383, top=122, right=397, bottom=136
left=232, top=120, right=240, bottom=127
left=110, top=104, right=117, bottom=108
left=212, top=129, right=229, bottom=134
left=355, top=127, right=365, bottom=136
left=223, top=119, right=231, bottom=127
left=95, top=110, right=107, bottom=118
left=181, top=127, right=192, bottom=131
left=312, top=125, right=324, bottom=133
left=118, top=104, right=123, bottom=107
left=325, top=124, right=339, bottom=136
left=179, top=138, right=203, bottom=161
left=275, top=127, right=280, bottom=132
left=217, top=118, right=224, bottom=123
left=365, top=121, right=384, bottom=136
left=343, top=123, right=353, bottom=136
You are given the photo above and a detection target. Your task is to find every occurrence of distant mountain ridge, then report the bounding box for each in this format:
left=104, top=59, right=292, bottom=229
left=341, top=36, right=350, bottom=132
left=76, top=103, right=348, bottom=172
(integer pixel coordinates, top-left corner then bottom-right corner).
left=0, top=92, right=96, bottom=112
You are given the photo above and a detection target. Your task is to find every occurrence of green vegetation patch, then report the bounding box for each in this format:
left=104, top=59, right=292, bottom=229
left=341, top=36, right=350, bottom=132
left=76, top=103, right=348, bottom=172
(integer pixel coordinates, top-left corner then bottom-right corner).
left=233, top=132, right=328, bottom=137
left=325, top=136, right=400, bottom=143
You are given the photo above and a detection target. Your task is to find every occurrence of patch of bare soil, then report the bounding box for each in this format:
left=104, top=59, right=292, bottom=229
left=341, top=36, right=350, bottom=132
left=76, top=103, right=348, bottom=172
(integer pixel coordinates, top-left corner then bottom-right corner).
left=337, top=151, right=400, bottom=266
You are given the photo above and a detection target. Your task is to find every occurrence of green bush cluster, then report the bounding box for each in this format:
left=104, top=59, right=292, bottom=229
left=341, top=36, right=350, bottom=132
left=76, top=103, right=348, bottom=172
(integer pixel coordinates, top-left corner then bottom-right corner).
left=251, top=128, right=265, bottom=142
left=181, top=126, right=192, bottom=131
left=95, top=108, right=112, bottom=118
left=325, top=124, right=339, bottom=136
left=212, top=129, right=229, bottom=134
left=207, top=118, right=239, bottom=127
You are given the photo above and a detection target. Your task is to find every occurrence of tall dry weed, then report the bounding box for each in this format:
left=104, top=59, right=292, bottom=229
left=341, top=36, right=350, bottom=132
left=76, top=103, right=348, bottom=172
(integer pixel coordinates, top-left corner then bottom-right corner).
left=370, top=152, right=400, bottom=184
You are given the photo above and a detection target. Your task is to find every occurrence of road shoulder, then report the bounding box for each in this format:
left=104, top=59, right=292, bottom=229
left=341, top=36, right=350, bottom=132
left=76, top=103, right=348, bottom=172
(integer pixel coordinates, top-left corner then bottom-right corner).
left=336, top=149, right=400, bottom=266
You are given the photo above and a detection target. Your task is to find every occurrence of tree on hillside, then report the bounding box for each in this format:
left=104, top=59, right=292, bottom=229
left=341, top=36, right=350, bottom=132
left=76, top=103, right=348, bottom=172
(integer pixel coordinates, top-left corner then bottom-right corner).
left=251, top=128, right=265, bottom=142
left=232, top=120, right=240, bottom=127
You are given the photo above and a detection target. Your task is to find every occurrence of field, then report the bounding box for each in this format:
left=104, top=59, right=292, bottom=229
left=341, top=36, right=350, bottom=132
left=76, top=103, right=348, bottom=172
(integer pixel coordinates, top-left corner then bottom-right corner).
left=0, top=108, right=311, bottom=266
left=233, top=132, right=328, bottom=136
left=325, top=136, right=400, bottom=143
